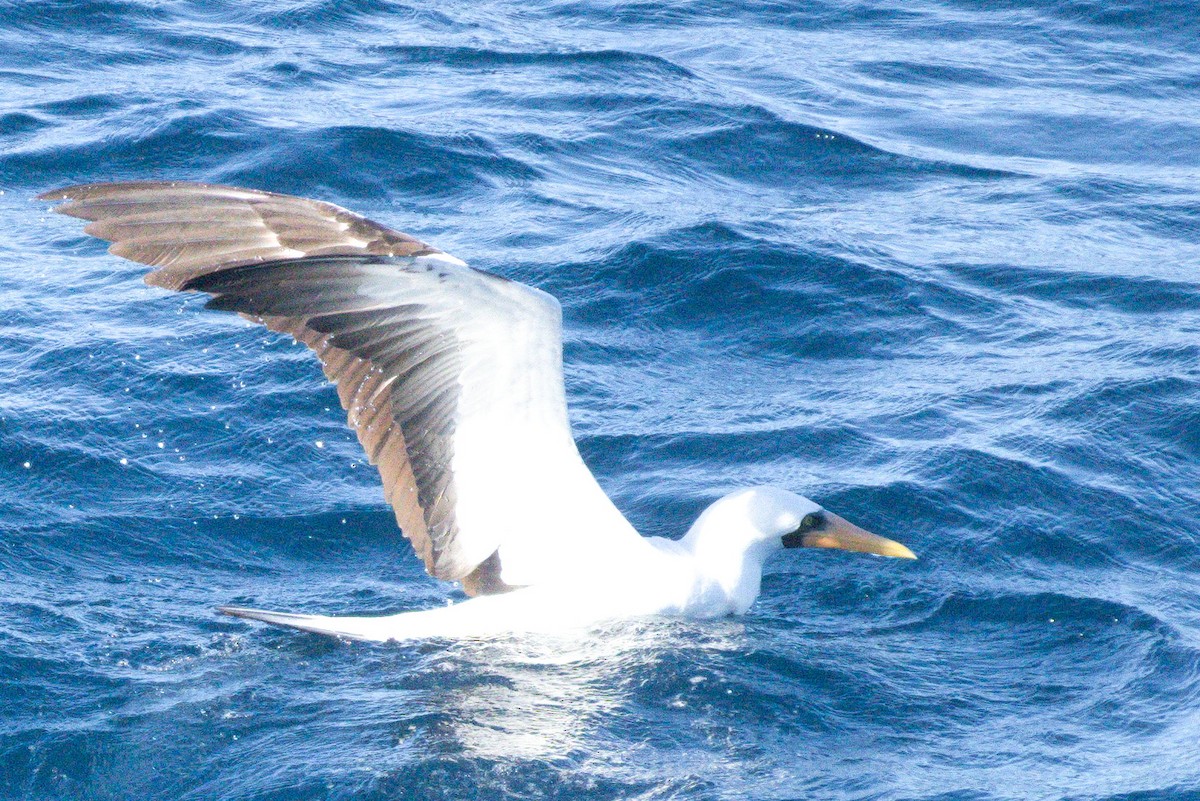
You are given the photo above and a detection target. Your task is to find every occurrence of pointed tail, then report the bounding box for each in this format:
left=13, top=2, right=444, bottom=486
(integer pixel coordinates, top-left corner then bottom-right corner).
left=218, top=587, right=598, bottom=642
left=217, top=606, right=405, bottom=642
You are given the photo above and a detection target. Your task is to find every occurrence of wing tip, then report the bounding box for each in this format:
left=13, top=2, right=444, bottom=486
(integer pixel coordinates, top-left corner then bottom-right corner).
left=37, top=181, right=155, bottom=203
left=39, top=180, right=241, bottom=201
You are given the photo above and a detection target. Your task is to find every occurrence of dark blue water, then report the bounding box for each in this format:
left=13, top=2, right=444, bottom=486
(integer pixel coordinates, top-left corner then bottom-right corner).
left=3, top=1, right=1200, bottom=799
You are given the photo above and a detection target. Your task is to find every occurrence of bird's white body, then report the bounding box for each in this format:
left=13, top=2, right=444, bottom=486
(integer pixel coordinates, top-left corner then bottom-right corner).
left=225, top=488, right=824, bottom=642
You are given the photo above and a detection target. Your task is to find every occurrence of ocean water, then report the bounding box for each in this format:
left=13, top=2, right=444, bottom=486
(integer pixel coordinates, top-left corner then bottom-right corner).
left=2, top=0, right=1199, bottom=799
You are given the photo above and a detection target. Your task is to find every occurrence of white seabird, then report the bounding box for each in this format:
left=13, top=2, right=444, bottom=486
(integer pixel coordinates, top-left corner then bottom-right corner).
left=41, top=181, right=916, bottom=642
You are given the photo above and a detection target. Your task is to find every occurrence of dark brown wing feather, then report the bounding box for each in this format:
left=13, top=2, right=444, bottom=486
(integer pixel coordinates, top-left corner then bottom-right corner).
left=38, top=181, right=439, bottom=290
left=41, top=182, right=505, bottom=595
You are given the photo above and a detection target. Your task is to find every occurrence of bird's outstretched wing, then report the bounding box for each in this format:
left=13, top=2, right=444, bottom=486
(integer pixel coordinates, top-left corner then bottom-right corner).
left=41, top=182, right=643, bottom=595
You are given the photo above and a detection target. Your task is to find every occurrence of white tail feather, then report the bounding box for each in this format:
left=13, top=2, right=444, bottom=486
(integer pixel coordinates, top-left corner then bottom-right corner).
left=217, top=587, right=621, bottom=643
left=217, top=606, right=421, bottom=641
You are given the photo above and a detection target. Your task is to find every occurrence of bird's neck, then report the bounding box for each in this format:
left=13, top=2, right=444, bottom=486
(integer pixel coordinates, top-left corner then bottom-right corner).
left=681, top=528, right=772, bottom=615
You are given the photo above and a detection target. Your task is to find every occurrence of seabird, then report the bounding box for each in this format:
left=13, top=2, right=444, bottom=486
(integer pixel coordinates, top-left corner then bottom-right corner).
left=41, top=181, right=916, bottom=642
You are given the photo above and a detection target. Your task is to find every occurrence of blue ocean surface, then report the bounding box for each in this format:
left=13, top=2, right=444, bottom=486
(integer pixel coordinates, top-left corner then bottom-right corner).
left=2, top=1, right=1200, bottom=799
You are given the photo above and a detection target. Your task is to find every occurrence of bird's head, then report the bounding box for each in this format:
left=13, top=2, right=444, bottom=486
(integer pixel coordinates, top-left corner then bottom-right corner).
left=688, top=486, right=917, bottom=561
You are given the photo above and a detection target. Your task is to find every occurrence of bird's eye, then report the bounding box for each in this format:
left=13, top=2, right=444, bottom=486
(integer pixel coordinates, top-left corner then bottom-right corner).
left=799, top=512, right=824, bottom=531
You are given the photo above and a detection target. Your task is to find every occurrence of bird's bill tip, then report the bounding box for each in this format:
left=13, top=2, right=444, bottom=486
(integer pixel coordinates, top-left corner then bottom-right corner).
left=801, top=512, right=917, bottom=559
